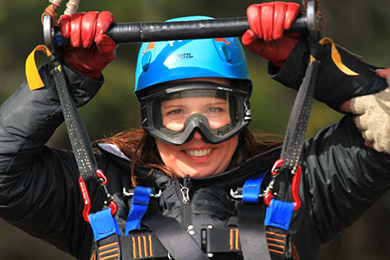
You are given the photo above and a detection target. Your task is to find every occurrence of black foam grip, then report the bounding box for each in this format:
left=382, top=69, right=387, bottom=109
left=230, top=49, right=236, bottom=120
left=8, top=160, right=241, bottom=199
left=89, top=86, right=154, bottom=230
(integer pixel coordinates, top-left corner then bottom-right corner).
left=106, top=15, right=306, bottom=43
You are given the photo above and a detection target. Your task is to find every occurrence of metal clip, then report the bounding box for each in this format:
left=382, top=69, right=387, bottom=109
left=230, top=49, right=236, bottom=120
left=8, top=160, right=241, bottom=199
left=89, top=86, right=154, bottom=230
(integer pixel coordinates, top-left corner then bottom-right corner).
left=264, top=159, right=302, bottom=211
left=180, top=187, right=190, bottom=204
left=230, top=188, right=243, bottom=199
left=230, top=186, right=266, bottom=200
left=122, top=187, right=162, bottom=198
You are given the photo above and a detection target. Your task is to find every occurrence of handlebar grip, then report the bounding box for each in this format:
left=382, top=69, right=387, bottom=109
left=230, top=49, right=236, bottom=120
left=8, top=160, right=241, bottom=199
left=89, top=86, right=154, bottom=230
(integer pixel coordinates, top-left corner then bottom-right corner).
left=48, top=13, right=308, bottom=52
left=106, top=14, right=306, bottom=43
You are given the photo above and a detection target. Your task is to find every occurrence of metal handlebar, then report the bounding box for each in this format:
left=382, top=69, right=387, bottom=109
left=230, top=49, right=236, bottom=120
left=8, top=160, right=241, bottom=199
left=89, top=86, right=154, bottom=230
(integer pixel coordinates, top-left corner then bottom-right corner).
left=43, top=2, right=321, bottom=55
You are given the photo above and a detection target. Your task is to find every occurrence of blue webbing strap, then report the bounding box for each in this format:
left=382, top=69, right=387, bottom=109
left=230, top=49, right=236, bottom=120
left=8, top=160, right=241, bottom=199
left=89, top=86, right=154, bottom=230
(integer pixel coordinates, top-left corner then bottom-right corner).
left=125, top=186, right=152, bottom=235
left=242, top=170, right=267, bottom=203
left=89, top=208, right=121, bottom=241
left=264, top=199, right=294, bottom=231
left=264, top=199, right=295, bottom=259
left=89, top=208, right=121, bottom=260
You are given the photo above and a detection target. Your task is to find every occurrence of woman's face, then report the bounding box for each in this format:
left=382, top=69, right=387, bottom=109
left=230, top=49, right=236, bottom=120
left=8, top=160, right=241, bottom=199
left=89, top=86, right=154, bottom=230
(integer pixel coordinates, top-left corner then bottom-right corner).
left=155, top=77, right=239, bottom=178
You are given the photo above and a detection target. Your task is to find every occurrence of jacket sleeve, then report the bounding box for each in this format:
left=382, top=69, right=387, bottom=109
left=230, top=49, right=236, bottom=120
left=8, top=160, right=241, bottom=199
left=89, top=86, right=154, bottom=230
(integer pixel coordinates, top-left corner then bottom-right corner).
left=0, top=62, right=104, bottom=259
left=268, top=37, right=388, bottom=110
left=301, top=115, right=390, bottom=244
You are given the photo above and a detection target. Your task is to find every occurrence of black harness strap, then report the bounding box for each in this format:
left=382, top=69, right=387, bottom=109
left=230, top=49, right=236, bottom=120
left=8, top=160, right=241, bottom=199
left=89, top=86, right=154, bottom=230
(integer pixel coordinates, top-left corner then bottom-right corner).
left=51, top=63, right=98, bottom=182
left=95, top=234, right=121, bottom=260
left=140, top=199, right=209, bottom=260
left=142, top=212, right=209, bottom=260
left=120, top=231, right=168, bottom=259
left=238, top=202, right=271, bottom=260
left=206, top=227, right=241, bottom=254
left=265, top=227, right=289, bottom=260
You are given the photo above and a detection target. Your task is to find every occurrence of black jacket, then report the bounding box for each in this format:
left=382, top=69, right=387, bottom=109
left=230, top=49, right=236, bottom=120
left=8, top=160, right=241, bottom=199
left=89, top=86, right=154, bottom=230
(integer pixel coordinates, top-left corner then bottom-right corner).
left=0, top=41, right=389, bottom=260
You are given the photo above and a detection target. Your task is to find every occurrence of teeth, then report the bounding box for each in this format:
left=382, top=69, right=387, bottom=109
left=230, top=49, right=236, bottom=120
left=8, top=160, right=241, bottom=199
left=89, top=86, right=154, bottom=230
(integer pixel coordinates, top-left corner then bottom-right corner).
left=185, top=149, right=212, bottom=157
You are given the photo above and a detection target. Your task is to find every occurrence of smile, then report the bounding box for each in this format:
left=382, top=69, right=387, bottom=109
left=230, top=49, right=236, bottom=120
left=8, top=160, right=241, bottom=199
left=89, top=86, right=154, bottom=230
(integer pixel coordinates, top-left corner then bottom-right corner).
left=185, top=149, right=212, bottom=157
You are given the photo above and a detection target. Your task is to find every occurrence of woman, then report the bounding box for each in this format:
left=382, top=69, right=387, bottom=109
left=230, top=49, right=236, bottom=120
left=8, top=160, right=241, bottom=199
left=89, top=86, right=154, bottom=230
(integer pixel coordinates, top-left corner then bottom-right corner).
left=0, top=2, right=389, bottom=260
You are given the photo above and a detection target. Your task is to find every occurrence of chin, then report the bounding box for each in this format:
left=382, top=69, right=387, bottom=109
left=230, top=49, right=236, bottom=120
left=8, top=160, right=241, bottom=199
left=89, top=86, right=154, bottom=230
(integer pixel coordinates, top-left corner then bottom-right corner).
left=184, top=168, right=218, bottom=178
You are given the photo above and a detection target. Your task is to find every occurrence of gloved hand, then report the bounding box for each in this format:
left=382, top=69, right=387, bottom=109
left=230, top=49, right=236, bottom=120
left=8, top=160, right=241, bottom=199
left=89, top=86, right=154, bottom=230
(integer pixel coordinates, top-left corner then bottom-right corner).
left=59, top=11, right=117, bottom=80
left=242, top=2, right=301, bottom=68
left=340, top=68, right=390, bottom=153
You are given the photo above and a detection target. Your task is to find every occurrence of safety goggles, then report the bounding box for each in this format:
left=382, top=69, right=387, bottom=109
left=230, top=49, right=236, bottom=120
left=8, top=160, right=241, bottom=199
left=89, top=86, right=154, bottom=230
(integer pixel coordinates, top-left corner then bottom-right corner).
left=139, top=82, right=251, bottom=145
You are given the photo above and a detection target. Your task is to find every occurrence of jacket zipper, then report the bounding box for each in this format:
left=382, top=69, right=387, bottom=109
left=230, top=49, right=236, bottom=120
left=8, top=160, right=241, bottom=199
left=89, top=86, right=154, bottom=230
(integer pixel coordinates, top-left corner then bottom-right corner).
left=176, top=174, right=193, bottom=232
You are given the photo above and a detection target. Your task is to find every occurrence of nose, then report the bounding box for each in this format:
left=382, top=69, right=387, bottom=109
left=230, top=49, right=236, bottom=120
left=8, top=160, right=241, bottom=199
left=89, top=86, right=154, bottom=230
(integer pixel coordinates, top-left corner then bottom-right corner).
left=193, top=131, right=202, bottom=140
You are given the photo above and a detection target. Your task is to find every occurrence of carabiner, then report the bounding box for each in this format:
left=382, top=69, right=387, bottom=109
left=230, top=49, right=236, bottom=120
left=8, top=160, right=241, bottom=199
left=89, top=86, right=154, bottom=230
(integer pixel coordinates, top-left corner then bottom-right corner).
left=96, top=169, right=108, bottom=185
left=79, top=176, right=91, bottom=222
left=78, top=169, right=118, bottom=222
left=264, top=159, right=302, bottom=211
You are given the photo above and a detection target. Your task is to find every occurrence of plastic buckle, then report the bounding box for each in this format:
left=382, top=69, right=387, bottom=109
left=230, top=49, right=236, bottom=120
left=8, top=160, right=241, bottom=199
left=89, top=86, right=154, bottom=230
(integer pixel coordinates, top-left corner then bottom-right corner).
left=264, top=159, right=302, bottom=211
left=79, top=169, right=118, bottom=223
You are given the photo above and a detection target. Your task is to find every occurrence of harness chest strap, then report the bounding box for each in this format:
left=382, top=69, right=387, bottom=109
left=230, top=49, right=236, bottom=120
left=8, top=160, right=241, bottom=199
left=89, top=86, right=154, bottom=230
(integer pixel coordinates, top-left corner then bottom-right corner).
left=90, top=226, right=300, bottom=260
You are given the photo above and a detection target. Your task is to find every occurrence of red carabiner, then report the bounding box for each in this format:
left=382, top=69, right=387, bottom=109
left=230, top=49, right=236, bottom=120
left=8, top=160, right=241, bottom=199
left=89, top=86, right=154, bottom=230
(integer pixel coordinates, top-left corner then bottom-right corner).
left=78, top=169, right=118, bottom=222
left=78, top=176, right=91, bottom=222
left=96, top=169, right=108, bottom=185
left=291, top=164, right=302, bottom=211
left=264, top=159, right=302, bottom=211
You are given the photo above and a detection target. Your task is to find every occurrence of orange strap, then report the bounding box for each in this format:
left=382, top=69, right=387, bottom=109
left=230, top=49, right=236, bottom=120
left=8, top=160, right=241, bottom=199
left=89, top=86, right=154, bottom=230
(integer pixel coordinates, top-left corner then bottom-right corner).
left=319, top=37, right=359, bottom=76
left=25, top=45, right=53, bottom=90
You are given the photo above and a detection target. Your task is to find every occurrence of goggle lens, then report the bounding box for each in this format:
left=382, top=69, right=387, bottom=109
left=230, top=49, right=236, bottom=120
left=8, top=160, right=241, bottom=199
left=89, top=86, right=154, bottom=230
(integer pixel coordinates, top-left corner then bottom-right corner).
left=153, top=90, right=238, bottom=134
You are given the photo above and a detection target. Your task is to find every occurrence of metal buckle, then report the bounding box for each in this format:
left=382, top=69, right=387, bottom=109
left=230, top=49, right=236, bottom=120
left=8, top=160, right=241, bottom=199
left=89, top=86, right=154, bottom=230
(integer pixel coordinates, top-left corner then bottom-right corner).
left=230, top=187, right=265, bottom=200
left=123, top=187, right=162, bottom=198
left=230, top=188, right=243, bottom=199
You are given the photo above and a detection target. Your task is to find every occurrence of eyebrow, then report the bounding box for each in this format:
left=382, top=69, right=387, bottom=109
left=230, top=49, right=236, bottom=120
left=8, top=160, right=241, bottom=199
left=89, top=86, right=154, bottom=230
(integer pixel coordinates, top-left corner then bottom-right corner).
left=162, top=101, right=228, bottom=110
left=161, top=104, right=185, bottom=110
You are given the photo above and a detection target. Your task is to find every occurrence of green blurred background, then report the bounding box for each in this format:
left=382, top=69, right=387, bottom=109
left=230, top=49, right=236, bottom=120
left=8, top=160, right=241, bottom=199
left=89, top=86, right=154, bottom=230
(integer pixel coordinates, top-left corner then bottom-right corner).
left=0, top=0, right=389, bottom=259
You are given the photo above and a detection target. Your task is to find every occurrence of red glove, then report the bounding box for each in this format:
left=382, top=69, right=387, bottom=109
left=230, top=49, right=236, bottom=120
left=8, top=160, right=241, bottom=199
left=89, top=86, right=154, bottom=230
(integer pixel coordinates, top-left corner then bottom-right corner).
left=59, top=11, right=117, bottom=79
left=242, top=2, right=301, bottom=68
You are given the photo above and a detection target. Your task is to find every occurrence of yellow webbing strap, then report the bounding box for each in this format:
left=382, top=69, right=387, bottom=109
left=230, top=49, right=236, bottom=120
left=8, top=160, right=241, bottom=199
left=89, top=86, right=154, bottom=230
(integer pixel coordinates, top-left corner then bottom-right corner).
left=319, top=37, right=359, bottom=76
left=25, top=45, right=53, bottom=91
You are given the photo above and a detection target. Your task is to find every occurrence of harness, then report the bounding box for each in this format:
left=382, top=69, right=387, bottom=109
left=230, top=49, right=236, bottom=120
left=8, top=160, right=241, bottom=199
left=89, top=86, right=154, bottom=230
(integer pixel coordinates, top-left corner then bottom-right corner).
left=87, top=165, right=301, bottom=260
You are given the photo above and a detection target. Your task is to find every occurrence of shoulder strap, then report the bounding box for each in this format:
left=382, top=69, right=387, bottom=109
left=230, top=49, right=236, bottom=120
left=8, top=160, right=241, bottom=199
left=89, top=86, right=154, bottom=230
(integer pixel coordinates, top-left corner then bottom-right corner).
left=237, top=171, right=271, bottom=260
left=238, top=202, right=271, bottom=260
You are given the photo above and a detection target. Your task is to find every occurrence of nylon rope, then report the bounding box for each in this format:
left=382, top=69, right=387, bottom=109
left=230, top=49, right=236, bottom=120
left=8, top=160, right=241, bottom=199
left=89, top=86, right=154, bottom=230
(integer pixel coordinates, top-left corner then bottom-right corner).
left=41, top=0, right=80, bottom=25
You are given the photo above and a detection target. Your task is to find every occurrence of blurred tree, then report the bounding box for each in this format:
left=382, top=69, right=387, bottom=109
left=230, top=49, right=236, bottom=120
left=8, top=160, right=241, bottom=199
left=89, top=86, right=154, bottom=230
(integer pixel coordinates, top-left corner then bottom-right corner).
left=0, top=0, right=389, bottom=259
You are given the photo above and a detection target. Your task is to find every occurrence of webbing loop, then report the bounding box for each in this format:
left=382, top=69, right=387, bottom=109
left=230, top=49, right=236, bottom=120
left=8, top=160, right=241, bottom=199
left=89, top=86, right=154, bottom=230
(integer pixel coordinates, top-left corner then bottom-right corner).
left=242, top=171, right=267, bottom=203
left=89, top=208, right=121, bottom=241
left=125, top=186, right=152, bottom=235
left=264, top=200, right=295, bottom=231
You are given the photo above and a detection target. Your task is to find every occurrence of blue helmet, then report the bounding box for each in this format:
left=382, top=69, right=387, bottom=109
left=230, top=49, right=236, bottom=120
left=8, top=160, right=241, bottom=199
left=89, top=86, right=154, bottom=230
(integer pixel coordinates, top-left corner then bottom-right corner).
left=134, top=16, right=252, bottom=145
left=134, top=16, right=252, bottom=96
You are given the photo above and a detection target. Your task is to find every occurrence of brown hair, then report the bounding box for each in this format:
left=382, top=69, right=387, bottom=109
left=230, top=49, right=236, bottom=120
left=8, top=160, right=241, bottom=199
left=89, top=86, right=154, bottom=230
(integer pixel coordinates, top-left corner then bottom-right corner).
left=95, top=128, right=283, bottom=186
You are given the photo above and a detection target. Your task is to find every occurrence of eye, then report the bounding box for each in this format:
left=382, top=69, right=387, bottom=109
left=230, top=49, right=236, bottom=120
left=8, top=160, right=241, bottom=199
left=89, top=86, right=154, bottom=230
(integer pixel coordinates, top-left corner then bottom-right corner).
left=169, top=109, right=183, bottom=115
left=207, top=107, right=223, bottom=113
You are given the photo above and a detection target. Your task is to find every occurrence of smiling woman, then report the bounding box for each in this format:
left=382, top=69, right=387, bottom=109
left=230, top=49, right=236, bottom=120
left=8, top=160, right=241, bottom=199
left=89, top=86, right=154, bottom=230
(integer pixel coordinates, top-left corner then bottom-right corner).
left=156, top=83, right=241, bottom=178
